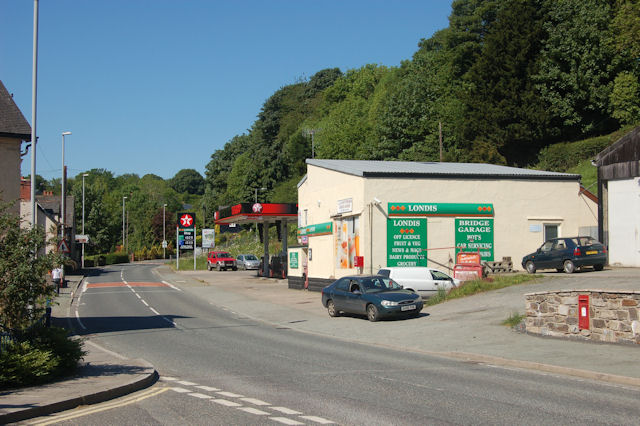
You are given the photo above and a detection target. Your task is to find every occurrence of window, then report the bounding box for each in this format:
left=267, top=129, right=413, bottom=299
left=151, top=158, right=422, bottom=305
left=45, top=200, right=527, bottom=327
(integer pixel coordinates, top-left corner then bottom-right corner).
left=335, top=278, right=349, bottom=291
left=335, top=216, right=360, bottom=269
left=544, top=224, right=558, bottom=241
left=431, top=270, right=452, bottom=281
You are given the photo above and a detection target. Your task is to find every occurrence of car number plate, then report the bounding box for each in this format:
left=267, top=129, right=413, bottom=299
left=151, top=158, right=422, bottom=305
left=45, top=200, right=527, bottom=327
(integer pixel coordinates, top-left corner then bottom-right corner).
left=401, top=305, right=416, bottom=311
left=586, top=250, right=597, bottom=255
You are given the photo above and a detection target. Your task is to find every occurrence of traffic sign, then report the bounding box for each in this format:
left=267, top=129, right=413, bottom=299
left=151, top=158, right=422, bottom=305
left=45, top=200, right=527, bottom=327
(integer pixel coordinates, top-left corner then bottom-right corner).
left=58, top=239, right=70, bottom=254
left=177, top=212, right=196, bottom=229
left=162, top=240, right=168, bottom=248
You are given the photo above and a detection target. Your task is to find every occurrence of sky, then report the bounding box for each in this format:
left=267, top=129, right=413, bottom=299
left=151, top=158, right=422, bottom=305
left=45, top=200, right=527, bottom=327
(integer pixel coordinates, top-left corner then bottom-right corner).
left=1, top=0, right=453, bottom=182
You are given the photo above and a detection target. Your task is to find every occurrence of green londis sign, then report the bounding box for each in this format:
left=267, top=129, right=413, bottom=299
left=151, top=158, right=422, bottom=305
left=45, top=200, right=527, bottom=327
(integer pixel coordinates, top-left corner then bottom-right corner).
left=289, top=252, right=299, bottom=269
left=455, top=218, right=494, bottom=261
left=298, top=222, right=333, bottom=237
left=388, top=203, right=494, bottom=217
left=387, top=218, right=427, bottom=267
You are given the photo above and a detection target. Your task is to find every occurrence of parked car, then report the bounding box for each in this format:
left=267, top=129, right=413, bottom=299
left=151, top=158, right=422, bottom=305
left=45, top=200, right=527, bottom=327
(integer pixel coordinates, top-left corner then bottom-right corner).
left=377, top=267, right=460, bottom=298
left=207, top=251, right=237, bottom=271
left=236, top=254, right=260, bottom=270
left=321, top=275, right=423, bottom=322
left=522, top=237, right=607, bottom=274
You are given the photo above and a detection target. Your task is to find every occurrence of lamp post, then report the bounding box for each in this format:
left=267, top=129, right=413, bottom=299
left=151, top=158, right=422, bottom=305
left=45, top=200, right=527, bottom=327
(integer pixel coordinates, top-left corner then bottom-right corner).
left=254, top=187, right=266, bottom=240
left=163, top=203, right=167, bottom=259
left=81, top=173, right=89, bottom=268
left=60, top=131, right=71, bottom=241
left=122, top=196, right=127, bottom=251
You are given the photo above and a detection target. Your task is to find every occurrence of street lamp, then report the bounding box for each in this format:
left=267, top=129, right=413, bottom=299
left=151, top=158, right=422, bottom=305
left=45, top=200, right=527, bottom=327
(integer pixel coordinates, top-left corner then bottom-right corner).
left=122, top=196, right=127, bottom=251
left=81, top=173, right=89, bottom=268
left=163, top=203, right=167, bottom=259
left=60, top=131, right=71, bottom=241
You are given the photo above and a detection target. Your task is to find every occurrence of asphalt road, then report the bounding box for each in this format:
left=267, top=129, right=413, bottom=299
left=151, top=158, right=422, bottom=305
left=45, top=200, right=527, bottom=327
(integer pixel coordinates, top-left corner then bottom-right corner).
left=36, top=263, right=640, bottom=425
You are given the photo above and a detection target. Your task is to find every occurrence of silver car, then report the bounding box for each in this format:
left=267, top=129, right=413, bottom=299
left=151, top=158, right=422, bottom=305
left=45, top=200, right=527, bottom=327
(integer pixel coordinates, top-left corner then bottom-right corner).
left=237, top=254, right=260, bottom=270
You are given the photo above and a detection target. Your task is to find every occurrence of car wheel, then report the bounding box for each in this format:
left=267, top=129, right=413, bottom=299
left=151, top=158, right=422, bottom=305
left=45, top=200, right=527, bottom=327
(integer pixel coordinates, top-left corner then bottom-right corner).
left=232, top=267, right=237, bottom=271
left=327, top=300, right=339, bottom=317
left=366, top=304, right=379, bottom=322
left=216, top=264, right=222, bottom=272
left=594, top=264, right=604, bottom=271
left=556, top=268, right=563, bottom=273
left=563, top=260, right=576, bottom=274
left=525, top=261, right=536, bottom=274
left=207, top=262, right=212, bottom=271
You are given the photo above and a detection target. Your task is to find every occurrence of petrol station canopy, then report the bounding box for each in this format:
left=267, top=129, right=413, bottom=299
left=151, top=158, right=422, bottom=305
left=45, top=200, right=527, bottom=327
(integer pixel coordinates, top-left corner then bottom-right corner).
left=214, top=203, right=298, bottom=225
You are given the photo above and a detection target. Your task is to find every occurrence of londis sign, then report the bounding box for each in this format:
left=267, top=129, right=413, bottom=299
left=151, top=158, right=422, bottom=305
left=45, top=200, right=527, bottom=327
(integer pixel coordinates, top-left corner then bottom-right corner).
left=388, top=203, right=494, bottom=217
left=298, top=222, right=333, bottom=237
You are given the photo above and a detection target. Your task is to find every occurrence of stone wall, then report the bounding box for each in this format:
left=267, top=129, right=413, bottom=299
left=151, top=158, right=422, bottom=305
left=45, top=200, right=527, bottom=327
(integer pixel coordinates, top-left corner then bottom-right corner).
left=525, top=290, right=640, bottom=345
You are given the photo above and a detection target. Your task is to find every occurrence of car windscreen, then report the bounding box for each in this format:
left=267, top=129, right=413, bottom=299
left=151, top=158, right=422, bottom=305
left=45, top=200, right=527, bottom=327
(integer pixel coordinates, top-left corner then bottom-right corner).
left=360, top=277, right=402, bottom=293
left=219, top=252, right=231, bottom=258
left=377, top=269, right=390, bottom=278
left=245, top=255, right=258, bottom=260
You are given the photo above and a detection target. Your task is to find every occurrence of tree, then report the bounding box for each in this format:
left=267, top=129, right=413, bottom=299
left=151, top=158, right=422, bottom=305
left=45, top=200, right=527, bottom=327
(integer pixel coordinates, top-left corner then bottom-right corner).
left=0, top=202, right=61, bottom=331
left=610, top=71, right=640, bottom=125
left=171, top=169, right=205, bottom=195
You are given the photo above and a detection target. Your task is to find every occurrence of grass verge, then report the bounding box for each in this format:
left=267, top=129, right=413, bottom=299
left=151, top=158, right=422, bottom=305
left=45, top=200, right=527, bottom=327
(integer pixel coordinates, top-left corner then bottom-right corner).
left=502, top=312, right=525, bottom=327
left=424, top=274, right=541, bottom=307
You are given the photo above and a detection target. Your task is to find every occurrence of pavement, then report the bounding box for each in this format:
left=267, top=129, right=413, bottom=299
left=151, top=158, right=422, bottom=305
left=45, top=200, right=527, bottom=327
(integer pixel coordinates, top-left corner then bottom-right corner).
left=2, top=265, right=639, bottom=423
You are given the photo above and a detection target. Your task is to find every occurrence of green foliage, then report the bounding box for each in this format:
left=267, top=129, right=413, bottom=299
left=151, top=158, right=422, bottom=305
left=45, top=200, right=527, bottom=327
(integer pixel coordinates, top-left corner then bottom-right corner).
left=0, top=203, right=61, bottom=332
left=170, top=169, right=205, bottom=195
left=424, top=274, right=540, bottom=306
left=502, top=312, right=525, bottom=327
left=0, top=326, right=85, bottom=389
left=610, top=71, right=640, bottom=125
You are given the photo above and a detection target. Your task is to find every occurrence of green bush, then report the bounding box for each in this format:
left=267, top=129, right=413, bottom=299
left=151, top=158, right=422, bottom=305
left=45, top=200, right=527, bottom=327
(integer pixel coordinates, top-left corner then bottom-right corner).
left=536, top=137, right=612, bottom=172
left=0, top=326, right=85, bottom=389
left=105, top=252, right=130, bottom=265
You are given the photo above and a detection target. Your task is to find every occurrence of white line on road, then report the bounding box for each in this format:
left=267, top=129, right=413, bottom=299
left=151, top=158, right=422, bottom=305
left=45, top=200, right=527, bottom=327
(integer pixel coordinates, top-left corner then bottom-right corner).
left=74, top=309, right=86, bottom=330
left=216, top=391, right=244, bottom=398
left=300, top=416, right=334, bottom=424
left=149, top=307, right=159, bottom=315
left=271, top=407, right=302, bottom=415
left=176, top=380, right=197, bottom=386
left=211, top=399, right=242, bottom=407
left=270, top=417, right=305, bottom=425
left=240, top=397, right=270, bottom=406
left=135, top=293, right=142, bottom=299
left=189, top=393, right=212, bottom=399
left=170, top=387, right=191, bottom=393
left=160, top=377, right=178, bottom=381
left=195, top=385, right=221, bottom=392
left=162, top=280, right=183, bottom=291
left=142, top=300, right=149, bottom=306
left=238, top=407, right=270, bottom=415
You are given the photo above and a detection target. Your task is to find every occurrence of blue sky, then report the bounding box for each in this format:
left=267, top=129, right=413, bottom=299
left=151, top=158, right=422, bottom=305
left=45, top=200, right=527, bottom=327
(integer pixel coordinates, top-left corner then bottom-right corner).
left=2, top=1, right=452, bottom=181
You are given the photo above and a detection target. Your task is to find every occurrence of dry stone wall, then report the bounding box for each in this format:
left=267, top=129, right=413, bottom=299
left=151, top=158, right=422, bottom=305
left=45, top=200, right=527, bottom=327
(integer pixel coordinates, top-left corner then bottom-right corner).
left=525, top=290, right=640, bottom=345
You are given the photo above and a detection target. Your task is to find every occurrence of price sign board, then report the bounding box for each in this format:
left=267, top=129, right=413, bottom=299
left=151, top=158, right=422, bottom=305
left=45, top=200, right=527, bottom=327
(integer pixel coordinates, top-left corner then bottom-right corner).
left=179, top=229, right=195, bottom=250
left=386, top=218, right=427, bottom=267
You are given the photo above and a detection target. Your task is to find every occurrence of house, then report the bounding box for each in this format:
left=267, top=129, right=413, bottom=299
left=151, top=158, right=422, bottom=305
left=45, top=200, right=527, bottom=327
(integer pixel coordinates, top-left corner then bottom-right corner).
left=0, top=80, right=31, bottom=216
left=595, top=126, right=640, bottom=267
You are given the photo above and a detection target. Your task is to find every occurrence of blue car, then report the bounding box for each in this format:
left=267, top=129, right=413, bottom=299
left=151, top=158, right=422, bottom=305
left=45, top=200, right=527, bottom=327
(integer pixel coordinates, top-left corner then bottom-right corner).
left=522, top=236, right=607, bottom=274
left=321, top=275, right=423, bottom=322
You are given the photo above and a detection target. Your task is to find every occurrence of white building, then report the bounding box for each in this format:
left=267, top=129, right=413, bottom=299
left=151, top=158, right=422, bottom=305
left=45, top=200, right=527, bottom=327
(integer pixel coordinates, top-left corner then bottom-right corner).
left=288, top=159, right=598, bottom=291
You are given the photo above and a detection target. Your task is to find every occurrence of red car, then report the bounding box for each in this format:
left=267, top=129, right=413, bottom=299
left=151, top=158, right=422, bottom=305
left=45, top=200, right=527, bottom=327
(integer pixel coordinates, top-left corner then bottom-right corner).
left=206, top=251, right=237, bottom=271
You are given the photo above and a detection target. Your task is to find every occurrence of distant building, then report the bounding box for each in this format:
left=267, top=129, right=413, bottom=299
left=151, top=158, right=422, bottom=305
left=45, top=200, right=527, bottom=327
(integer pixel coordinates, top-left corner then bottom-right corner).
left=595, top=126, right=640, bottom=267
left=0, top=80, right=31, bottom=216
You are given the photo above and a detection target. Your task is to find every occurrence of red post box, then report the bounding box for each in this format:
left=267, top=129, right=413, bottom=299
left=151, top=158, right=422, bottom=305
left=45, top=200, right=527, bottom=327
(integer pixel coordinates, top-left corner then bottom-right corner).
left=578, top=295, right=589, bottom=330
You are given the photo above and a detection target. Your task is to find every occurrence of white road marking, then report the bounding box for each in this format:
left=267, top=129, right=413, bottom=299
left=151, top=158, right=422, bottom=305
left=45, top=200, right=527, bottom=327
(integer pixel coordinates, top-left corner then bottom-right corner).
left=189, top=393, right=212, bottom=399
left=270, top=417, right=305, bottom=425
left=300, top=416, right=334, bottom=424
left=195, top=385, right=221, bottom=392
left=162, top=280, right=182, bottom=291
left=135, top=293, right=142, bottom=299
left=170, top=387, right=191, bottom=393
left=238, top=407, right=270, bottom=415
left=211, top=399, right=242, bottom=407
left=176, top=380, right=197, bottom=386
left=216, top=391, right=244, bottom=398
left=150, top=307, right=160, bottom=315
left=84, top=341, right=128, bottom=360
left=74, top=309, right=86, bottom=330
left=160, top=377, right=178, bottom=381
left=142, top=300, right=149, bottom=306
left=240, top=397, right=270, bottom=406
left=271, top=407, right=302, bottom=415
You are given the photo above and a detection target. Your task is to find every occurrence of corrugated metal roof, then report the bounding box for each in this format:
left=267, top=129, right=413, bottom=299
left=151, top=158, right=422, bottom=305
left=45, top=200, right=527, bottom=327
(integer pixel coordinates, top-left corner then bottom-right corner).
left=306, top=159, right=580, bottom=180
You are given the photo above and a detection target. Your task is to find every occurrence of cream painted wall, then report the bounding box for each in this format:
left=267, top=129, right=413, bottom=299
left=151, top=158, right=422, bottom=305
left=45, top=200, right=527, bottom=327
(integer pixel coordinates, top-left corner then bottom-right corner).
left=0, top=137, right=22, bottom=216
left=607, top=178, right=640, bottom=267
left=300, top=164, right=599, bottom=279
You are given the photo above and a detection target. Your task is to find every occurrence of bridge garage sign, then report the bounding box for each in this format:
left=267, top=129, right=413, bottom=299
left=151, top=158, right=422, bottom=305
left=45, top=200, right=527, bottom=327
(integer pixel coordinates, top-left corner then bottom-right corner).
left=455, top=218, right=494, bottom=261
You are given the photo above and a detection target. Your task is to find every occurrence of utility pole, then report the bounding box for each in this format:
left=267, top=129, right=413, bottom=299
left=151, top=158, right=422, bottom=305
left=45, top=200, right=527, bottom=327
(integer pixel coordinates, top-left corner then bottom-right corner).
left=439, top=121, right=443, bottom=162
left=303, top=129, right=320, bottom=159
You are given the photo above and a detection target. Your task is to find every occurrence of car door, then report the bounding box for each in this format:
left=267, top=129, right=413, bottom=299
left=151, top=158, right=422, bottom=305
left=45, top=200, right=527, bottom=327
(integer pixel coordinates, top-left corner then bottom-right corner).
left=330, top=278, right=350, bottom=311
left=549, top=239, right=570, bottom=269
left=534, top=241, right=554, bottom=269
left=344, top=279, right=367, bottom=314
left=431, top=269, right=455, bottom=292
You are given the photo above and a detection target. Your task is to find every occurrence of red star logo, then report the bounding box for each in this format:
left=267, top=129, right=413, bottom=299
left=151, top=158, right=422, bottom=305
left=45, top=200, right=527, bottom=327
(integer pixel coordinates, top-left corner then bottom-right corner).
left=180, top=214, right=193, bottom=227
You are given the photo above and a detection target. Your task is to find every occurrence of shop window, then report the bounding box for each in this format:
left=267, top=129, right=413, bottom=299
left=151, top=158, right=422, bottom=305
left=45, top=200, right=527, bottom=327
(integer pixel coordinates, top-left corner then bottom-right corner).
left=335, top=216, right=360, bottom=269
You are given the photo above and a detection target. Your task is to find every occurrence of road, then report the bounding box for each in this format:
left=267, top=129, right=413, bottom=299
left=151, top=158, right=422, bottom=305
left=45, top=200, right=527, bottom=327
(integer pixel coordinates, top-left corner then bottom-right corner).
left=37, top=263, right=640, bottom=425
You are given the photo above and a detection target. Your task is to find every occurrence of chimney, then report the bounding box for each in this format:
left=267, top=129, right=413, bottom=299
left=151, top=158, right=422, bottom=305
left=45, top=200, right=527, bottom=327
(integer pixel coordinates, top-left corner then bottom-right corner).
left=20, top=179, right=31, bottom=201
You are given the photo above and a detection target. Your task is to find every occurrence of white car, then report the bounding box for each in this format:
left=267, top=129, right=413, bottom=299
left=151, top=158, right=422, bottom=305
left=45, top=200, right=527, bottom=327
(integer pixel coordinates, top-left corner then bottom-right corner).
left=236, top=254, right=260, bottom=270
left=377, top=267, right=460, bottom=298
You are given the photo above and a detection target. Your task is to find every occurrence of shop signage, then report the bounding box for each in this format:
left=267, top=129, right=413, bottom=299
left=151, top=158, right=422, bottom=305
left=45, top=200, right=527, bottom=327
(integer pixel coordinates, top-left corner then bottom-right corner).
left=298, top=222, right=333, bottom=237
left=289, top=252, right=299, bottom=269
left=202, top=228, right=215, bottom=248
left=337, top=198, right=353, bottom=214
left=388, top=203, right=494, bottom=217
left=177, top=212, right=196, bottom=229
left=386, top=218, right=427, bottom=267
left=455, top=218, right=494, bottom=261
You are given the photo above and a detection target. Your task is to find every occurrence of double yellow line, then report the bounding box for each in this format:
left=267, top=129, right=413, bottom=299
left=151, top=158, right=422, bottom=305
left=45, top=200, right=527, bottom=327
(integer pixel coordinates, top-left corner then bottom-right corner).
left=28, top=386, right=169, bottom=425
